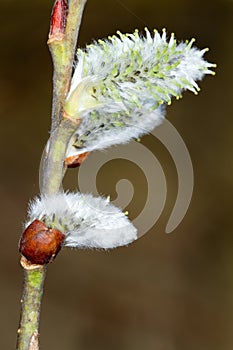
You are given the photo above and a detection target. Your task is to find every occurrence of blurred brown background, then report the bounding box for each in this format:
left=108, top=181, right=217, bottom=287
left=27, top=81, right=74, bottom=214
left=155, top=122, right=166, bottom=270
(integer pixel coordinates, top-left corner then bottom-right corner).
left=0, top=0, right=232, bottom=349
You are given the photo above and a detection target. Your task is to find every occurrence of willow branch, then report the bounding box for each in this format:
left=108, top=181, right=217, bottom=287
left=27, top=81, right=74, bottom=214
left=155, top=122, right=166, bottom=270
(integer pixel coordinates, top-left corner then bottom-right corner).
left=17, top=1, right=87, bottom=349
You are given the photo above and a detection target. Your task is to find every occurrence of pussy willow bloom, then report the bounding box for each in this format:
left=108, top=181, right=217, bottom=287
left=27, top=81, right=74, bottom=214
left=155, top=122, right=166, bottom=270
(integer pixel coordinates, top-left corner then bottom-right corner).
left=65, top=28, right=215, bottom=160
left=26, top=192, right=137, bottom=249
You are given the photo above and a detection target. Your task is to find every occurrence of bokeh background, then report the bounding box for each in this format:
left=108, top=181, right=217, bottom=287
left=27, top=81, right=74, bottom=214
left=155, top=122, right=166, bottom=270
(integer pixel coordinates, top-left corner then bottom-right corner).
left=1, top=0, right=233, bottom=349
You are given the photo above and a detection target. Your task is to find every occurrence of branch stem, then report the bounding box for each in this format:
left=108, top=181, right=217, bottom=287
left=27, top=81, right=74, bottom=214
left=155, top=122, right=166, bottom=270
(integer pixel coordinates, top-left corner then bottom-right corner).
left=16, top=259, right=46, bottom=350
left=17, top=1, right=87, bottom=349
left=40, top=116, right=80, bottom=196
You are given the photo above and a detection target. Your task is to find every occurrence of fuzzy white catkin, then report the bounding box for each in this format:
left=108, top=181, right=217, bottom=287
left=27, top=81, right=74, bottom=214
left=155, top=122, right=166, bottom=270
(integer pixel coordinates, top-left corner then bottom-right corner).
left=26, top=192, right=137, bottom=249
left=65, top=28, right=215, bottom=159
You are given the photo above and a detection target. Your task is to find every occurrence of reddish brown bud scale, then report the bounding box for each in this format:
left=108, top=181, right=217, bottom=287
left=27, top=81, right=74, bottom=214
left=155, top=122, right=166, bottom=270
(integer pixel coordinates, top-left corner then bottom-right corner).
left=65, top=152, right=90, bottom=168
left=19, top=220, right=65, bottom=265
left=48, top=0, right=68, bottom=43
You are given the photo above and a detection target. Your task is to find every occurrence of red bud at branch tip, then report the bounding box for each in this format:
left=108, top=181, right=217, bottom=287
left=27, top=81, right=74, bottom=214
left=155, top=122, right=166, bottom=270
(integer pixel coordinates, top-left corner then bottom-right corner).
left=48, top=0, right=68, bottom=43
left=19, top=220, right=65, bottom=265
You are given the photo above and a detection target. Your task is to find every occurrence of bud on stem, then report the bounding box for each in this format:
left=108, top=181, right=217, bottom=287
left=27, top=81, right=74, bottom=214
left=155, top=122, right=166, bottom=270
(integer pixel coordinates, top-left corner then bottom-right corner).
left=48, top=0, right=68, bottom=43
left=19, top=220, right=65, bottom=265
left=65, top=151, right=90, bottom=168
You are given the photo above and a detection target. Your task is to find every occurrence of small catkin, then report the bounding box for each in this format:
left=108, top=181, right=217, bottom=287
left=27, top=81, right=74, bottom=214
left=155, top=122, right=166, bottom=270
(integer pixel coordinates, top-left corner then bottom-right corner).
left=26, top=192, right=137, bottom=249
